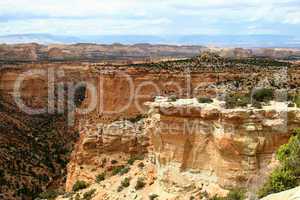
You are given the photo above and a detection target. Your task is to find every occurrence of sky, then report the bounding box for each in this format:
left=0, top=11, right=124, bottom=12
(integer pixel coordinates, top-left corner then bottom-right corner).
left=0, top=0, right=300, bottom=36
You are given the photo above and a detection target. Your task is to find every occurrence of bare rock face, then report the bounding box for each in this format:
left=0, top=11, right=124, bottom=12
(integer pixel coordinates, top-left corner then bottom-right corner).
left=260, top=186, right=300, bottom=200
left=65, top=119, right=149, bottom=191
left=144, top=98, right=300, bottom=196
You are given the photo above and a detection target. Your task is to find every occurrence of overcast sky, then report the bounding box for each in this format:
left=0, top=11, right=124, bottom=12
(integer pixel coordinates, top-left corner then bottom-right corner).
left=0, top=0, right=300, bottom=36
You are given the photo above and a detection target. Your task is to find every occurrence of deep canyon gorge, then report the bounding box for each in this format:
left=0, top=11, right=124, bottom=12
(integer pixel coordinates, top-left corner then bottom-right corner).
left=1, top=45, right=300, bottom=200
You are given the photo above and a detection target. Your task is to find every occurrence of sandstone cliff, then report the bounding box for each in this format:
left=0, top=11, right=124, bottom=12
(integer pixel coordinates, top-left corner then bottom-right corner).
left=59, top=98, right=300, bottom=199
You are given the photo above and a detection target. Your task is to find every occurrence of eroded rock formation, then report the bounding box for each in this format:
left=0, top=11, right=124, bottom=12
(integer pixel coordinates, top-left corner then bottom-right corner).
left=144, top=98, right=300, bottom=196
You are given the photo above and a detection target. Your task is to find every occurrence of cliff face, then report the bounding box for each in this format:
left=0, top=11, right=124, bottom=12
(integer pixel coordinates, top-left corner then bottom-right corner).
left=144, top=98, right=300, bottom=196
left=57, top=99, right=300, bottom=200
left=65, top=119, right=149, bottom=191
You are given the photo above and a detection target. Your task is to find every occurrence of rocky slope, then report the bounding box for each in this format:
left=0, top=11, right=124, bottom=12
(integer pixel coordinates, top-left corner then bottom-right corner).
left=0, top=100, right=79, bottom=200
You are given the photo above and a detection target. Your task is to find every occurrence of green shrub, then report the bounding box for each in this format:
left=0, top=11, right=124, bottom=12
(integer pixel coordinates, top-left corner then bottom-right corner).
left=210, top=189, right=245, bottom=200
left=252, top=100, right=262, bottom=109
left=75, top=193, right=81, bottom=200
left=121, top=177, right=130, bottom=188
left=112, top=166, right=124, bottom=176
left=82, top=189, right=96, bottom=200
left=226, top=189, right=245, bottom=200
left=0, top=170, right=7, bottom=185
left=149, top=194, right=159, bottom=200
left=252, top=88, right=274, bottom=102
left=258, top=168, right=297, bottom=197
left=135, top=177, right=146, bottom=190
left=38, top=190, right=60, bottom=200
left=288, top=102, right=295, bottom=107
left=294, top=96, right=300, bottom=108
left=258, top=129, right=300, bottom=197
left=197, top=97, right=213, bottom=104
left=168, top=95, right=177, bottom=102
left=128, top=155, right=144, bottom=165
left=225, top=94, right=250, bottom=109
left=127, top=115, right=144, bottom=123
left=62, top=192, right=75, bottom=198
left=138, top=162, right=145, bottom=169
left=96, top=172, right=105, bottom=183
left=72, top=180, right=88, bottom=192
left=117, top=185, right=123, bottom=192
left=119, top=167, right=130, bottom=175
left=111, top=160, right=118, bottom=164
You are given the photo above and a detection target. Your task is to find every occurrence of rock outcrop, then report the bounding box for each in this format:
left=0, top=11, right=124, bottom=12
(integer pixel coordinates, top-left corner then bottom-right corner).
left=261, top=186, right=300, bottom=200
left=144, top=98, right=300, bottom=196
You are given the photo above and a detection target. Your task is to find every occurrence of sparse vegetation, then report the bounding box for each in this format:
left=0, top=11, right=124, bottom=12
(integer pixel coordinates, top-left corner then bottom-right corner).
left=293, top=95, right=300, bottom=108
left=252, top=88, right=274, bottom=102
left=135, top=177, right=146, bottom=190
left=95, top=172, right=105, bottom=183
left=127, top=114, right=144, bottom=123
left=258, top=128, right=300, bottom=198
left=127, top=155, right=144, bottom=165
left=82, top=189, right=96, bottom=200
left=197, top=97, right=213, bottom=104
left=210, top=189, right=245, bottom=200
left=119, top=167, right=130, bottom=175
left=72, top=180, right=88, bottom=192
left=138, top=162, right=145, bottom=169
left=117, top=185, right=123, bottom=192
left=168, top=95, right=177, bottom=102
left=225, top=89, right=275, bottom=109
left=111, top=160, right=118, bottom=164
left=112, top=166, right=125, bottom=176
left=225, top=93, right=250, bottom=109
left=149, top=193, right=159, bottom=200
left=121, top=177, right=131, bottom=188
left=252, top=100, right=262, bottom=109
left=38, top=190, right=61, bottom=200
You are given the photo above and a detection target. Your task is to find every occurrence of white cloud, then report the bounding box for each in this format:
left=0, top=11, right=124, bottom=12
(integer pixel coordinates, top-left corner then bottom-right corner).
left=0, top=0, right=299, bottom=35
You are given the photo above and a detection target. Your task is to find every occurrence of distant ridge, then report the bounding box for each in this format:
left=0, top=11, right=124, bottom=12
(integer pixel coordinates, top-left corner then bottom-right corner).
left=0, top=34, right=300, bottom=48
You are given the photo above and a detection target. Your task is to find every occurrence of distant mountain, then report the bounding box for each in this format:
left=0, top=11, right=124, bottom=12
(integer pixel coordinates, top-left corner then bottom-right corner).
left=0, top=34, right=300, bottom=48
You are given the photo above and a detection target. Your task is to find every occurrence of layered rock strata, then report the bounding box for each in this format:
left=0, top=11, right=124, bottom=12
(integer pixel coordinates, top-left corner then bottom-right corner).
left=144, top=98, right=300, bottom=195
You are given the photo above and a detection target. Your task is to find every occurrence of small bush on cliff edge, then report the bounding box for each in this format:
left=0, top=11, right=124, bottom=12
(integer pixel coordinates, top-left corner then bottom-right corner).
left=96, top=172, right=105, bottom=183
left=252, top=88, right=274, bottom=102
left=135, top=177, right=146, bottom=190
left=72, top=180, right=88, bottom=192
left=197, top=97, right=213, bottom=104
left=82, top=189, right=96, bottom=200
left=258, top=128, right=300, bottom=198
left=38, top=190, right=61, bottom=200
left=225, top=93, right=250, bottom=109
left=128, top=155, right=144, bottom=165
left=210, top=189, right=245, bottom=200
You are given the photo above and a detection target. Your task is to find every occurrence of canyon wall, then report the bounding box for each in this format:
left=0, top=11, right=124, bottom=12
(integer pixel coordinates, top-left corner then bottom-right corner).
left=1, top=57, right=300, bottom=198
left=145, top=98, right=300, bottom=195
